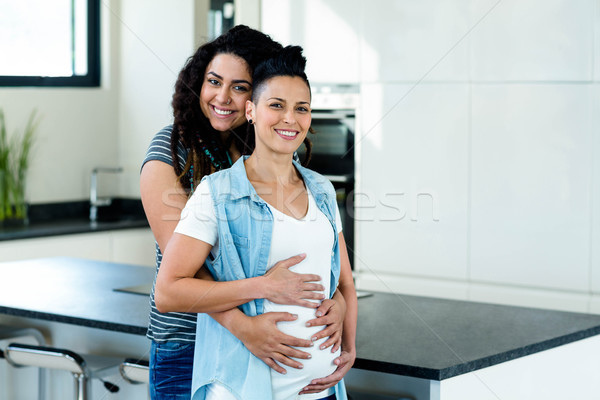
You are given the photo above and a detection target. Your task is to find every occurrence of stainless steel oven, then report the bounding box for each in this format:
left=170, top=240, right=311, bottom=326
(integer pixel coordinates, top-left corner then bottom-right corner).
left=298, top=84, right=358, bottom=266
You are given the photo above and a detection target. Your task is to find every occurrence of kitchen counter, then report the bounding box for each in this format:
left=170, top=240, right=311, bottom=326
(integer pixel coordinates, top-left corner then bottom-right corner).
left=0, top=217, right=149, bottom=241
left=2, top=257, right=600, bottom=399
left=0, top=199, right=148, bottom=241
left=0, top=257, right=152, bottom=334
left=354, top=293, right=600, bottom=380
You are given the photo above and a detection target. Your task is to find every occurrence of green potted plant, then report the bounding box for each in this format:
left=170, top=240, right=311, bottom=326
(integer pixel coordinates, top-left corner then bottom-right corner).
left=0, top=109, right=39, bottom=225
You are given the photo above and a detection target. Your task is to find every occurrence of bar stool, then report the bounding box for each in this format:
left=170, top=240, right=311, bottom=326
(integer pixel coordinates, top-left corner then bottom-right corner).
left=119, top=358, right=149, bottom=384
left=0, top=327, right=46, bottom=400
left=0, top=326, right=45, bottom=345
left=5, top=343, right=121, bottom=400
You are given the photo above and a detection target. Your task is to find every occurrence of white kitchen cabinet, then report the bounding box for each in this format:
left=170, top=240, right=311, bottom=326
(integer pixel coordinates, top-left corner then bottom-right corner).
left=359, top=0, right=470, bottom=83
left=0, top=233, right=112, bottom=263
left=260, top=0, right=361, bottom=83
left=469, top=0, right=594, bottom=81
left=591, top=86, right=600, bottom=294
left=468, top=282, right=589, bottom=314
left=109, top=229, right=156, bottom=266
left=0, top=228, right=155, bottom=267
left=596, top=3, right=600, bottom=82
left=257, top=0, right=600, bottom=315
left=470, top=84, right=593, bottom=293
left=590, top=295, right=600, bottom=314
left=357, top=271, right=469, bottom=301
left=438, top=335, right=600, bottom=400
left=355, top=83, right=470, bottom=282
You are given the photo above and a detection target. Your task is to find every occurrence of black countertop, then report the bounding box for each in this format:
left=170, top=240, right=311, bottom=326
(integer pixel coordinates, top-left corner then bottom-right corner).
left=0, top=199, right=149, bottom=241
left=354, top=293, right=600, bottom=379
left=1, top=257, right=600, bottom=381
left=0, top=217, right=149, bottom=241
left=0, top=257, right=152, bottom=335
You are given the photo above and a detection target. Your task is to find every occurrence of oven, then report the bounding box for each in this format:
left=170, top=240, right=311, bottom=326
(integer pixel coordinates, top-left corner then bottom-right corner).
left=297, top=84, right=358, bottom=266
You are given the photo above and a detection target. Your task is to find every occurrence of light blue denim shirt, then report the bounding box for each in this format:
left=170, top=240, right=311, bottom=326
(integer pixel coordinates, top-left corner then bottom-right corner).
left=191, top=156, right=347, bottom=400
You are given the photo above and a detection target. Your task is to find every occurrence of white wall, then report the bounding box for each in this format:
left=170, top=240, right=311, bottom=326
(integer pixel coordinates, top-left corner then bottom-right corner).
left=259, top=0, right=600, bottom=314
left=0, top=0, right=201, bottom=203
left=0, top=1, right=120, bottom=203
left=116, top=0, right=199, bottom=198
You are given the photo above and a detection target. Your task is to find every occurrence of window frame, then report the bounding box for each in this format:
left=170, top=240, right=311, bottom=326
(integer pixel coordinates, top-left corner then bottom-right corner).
left=0, top=0, right=100, bottom=88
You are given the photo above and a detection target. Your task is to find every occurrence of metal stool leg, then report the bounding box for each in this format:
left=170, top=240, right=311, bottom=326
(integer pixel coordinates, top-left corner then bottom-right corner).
left=0, top=327, right=46, bottom=400
left=74, top=373, right=88, bottom=400
left=5, top=343, right=120, bottom=400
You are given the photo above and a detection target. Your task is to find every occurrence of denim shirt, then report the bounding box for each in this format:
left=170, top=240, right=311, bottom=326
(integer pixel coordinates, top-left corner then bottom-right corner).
left=191, top=156, right=348, bottom=400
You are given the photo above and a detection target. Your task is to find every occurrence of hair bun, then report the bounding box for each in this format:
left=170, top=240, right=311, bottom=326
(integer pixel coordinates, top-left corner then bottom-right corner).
left=251, top=45, right=309, bottom=101
left=277, top=45, right=306, bottom=70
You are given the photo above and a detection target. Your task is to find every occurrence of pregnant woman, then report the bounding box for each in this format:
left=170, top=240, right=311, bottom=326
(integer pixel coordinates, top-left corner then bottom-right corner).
left=155, top=45, right=357, bottom=399
left=142, top=25, right=352, bottom=399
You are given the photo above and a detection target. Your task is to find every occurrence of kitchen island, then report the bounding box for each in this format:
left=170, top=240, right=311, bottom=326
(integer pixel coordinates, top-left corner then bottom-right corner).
left=1, top=257, right=600, bottom=399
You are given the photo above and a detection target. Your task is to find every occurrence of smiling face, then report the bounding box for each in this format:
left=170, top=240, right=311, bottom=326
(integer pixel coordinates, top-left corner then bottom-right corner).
left=247, top=75, right=311, bottom=157
left=199, top=53, right=252, bottom=132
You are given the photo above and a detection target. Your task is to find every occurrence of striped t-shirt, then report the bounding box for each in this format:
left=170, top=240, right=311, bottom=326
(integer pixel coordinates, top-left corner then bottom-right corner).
left=143, top=125, right=197, bottom=342
left=142, top=125, right=302, bottom=342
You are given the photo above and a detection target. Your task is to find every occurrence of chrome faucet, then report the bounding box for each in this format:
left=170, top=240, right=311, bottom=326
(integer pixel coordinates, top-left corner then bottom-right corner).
left=90, top=167, right=123, bottom=223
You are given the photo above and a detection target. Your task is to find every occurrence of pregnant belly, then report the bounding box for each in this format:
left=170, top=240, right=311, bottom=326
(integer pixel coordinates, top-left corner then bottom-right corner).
left=265, top=302, right=340, bottom=399
left=271, top=340, right=339, bottom=399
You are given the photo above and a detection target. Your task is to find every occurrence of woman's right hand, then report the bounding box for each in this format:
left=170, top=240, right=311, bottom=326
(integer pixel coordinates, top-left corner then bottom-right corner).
left=262, top=254, right=325, bottom=308
left=238, top=312, right=314, bottom=374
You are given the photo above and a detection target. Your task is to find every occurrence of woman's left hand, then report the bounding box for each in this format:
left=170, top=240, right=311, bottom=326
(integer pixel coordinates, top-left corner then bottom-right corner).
left=304, top=296, right=345, bottom=351
left=298, top=348, right=356, bottom=394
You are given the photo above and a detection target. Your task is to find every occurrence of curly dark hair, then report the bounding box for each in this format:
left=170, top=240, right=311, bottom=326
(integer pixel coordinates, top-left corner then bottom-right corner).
left=171, top=25, right=283, bottom=191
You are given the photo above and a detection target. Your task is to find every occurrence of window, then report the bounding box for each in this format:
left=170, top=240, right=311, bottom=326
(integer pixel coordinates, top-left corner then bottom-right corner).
left=0, top=0, right=100, bottom=87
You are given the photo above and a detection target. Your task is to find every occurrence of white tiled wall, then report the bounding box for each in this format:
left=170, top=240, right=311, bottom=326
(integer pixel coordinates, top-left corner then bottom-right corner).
left=261, top=0, right=361, bottom=83
left=260, top=0, right=600, bottom=314
left=595, top=2, right=600, bottom=81
left=470, top=84, right=593, bottom=292
left=359, top=0, right=470, bottom=82
left=469, top=0, right=594, bottom=81
left=357, top=83, right=469, bottom=281
left=591, top=84, right=600, bottom=294
left=117, top=0, right=197, bottom=198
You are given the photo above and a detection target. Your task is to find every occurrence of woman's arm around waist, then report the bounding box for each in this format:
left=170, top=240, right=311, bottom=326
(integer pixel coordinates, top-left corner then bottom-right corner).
left=140, top=158, right=336, bottom=370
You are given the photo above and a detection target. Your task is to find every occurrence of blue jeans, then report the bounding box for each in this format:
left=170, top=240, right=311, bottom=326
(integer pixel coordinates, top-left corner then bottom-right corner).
left=150, top=340, right=337, bottom=400
left=150, top=340, right=195, bottom=400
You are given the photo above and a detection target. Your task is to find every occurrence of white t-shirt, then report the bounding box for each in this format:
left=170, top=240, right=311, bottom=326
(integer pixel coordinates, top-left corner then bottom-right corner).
left=175, top=179, right=343, bottom=400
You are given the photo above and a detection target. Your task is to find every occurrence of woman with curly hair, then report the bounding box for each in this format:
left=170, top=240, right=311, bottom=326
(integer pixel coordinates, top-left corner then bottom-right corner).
left=156, top=44, right=356, bottom=400
left=141, top=26, right=351, bottom=399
